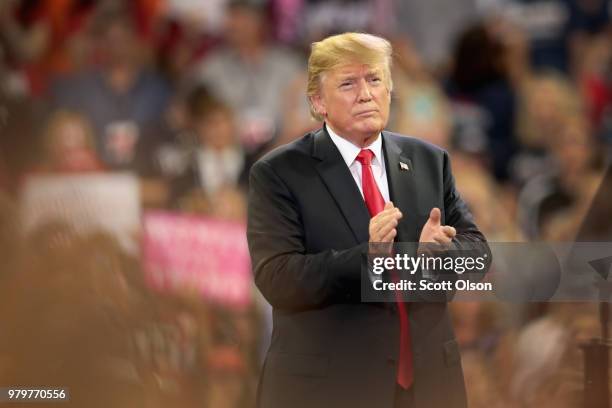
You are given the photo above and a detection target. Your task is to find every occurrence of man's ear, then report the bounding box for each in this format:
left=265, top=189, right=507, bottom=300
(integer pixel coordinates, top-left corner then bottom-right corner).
left=310, top=94, right=326, bottom=117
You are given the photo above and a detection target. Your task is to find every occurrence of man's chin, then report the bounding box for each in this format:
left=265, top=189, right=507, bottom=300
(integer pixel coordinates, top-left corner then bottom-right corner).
left=357, top=122, right=385, bottom=136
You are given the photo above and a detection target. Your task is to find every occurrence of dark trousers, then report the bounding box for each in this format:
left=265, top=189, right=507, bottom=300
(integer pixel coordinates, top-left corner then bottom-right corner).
left=394, top=385, right=415, bottom=408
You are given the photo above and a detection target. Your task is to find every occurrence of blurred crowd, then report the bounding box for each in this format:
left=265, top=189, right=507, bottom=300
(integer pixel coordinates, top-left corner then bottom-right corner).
left=0, top=0, right=611, bottom=407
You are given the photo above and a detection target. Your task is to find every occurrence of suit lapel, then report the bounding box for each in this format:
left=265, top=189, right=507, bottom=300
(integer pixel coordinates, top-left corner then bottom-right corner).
left=382, top=132, right=420, bottom=242
left=312, top=128, right=370, bottom=244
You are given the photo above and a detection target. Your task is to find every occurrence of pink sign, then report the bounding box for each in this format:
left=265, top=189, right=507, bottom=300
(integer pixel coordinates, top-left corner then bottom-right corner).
left=142, top=211, right=252, bottom=309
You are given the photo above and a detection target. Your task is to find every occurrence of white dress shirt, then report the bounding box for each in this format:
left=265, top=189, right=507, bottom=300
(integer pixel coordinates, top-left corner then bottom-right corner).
left=196, top=146, right=245, bottom=195
left=326, top=124, right=390, bottom=203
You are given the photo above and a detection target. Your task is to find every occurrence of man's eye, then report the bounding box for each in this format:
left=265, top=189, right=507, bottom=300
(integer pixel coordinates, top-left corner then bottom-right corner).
left=370, top=77, right=382, bottom=83
left=340, top=82, right=352, bottom=88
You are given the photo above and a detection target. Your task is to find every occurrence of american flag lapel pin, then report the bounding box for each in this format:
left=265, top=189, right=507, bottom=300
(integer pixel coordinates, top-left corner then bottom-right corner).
left=399, top=161, right=410, bottom=171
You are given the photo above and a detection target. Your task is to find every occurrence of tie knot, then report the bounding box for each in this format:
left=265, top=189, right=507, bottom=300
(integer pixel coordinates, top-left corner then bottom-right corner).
left=356, top=149, right=375, bottom=166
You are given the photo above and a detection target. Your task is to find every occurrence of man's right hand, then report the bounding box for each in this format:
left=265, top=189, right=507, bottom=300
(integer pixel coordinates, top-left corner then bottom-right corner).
left=369, top=202, right=403, bottom=243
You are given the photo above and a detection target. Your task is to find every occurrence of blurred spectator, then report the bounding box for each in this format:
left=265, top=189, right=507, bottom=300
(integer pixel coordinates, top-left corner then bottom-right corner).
left=460, top=350, right=505, bottom=408
left=155, top=22, right=219, bottom=85
left=0, top=223, right=263, bottom=407
left=0, top=226, right=156, bottom=407
left=191, top=0, right=309, bottom=156
left=153, top=0, right=228, bottom=83
left=393, top=81, right=452, bottom=150
left=487, top=15, right=533, bottom=89
left=0, top=1, right=48, bottom=67
left=133, top=94, right=194, bottom=209
left=453, top=153, right=525, bottom=241
left=50, top=6, right=171, bottom=169
left=512, top=71, right=582, bottom=182
left=391, top=37, right=454, bottom=150
left=36, top=109, right=105, bottom=174
left=518, top=72, right=581, bottom=145
left=394, top=83, right=453, bottom=149
left=446, top=23, right=519, bottom=182
left=0, top=0, right=96, bottom=96
left=451, top=301, right=502, bottom=353
left=170, top=87, right=249, bottom=209
left=507, top=316, right=581, bottom=407
left=575, top=30, right=612, bottom=140
left=164, top=0, right=230, bottom=36
left=450, top=301, right=508, bottom=408
left=394, top=0, right=479, bottom=69
left=204, top=306, right=260, bottom=408
left=518, top=110, right=604, bottom=240
left=543, top=128, right=604, bottom=240
left=271, top=0, right=396, bottom=46
left=489, top=0, right=611, bottom=73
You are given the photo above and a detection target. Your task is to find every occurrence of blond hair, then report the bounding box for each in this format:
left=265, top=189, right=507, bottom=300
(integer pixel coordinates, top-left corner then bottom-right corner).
left=307, top=32, right=393, bottom=121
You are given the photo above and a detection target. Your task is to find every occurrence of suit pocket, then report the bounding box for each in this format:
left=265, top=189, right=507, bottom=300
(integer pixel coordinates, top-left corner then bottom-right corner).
left=267, top=351, right=330, bottom=378
left=443, top=339, right=461, bottom=366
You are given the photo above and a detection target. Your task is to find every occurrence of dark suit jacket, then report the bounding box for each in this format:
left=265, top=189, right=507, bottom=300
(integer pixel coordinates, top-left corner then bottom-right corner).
left=247, top=127, right=488, bottom=408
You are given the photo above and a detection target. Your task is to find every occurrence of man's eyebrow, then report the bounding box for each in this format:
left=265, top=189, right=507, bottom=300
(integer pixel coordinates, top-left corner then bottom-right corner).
left=337, top=75, right=357, bottom=82
left=337, top=70, right=382, bottom=79
left=337, top=72, right=381, bottom=81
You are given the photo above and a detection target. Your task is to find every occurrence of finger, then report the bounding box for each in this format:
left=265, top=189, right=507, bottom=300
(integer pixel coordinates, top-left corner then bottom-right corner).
left=372, top=204, right=395, bottom=223
left=374, top=218, right=399, bottom=240
left=375, top=201, right=399, bottom=216
left=442, top=226, right=456, bottom=237
left=433, top=233, right=452, bottom=245
left=381, top=209, right=403, bottom=225
left=379, top=212, right=402, bottom=233
left=428, top=207, right=441, bottom=227
left=374, top=206, right=402, bottom=220
left=371, top=209, right=402, bottom=232
left=380, top=228, right=397, bottom=243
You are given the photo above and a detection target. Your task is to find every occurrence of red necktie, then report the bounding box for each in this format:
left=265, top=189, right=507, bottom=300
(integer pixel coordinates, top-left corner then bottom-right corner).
left=356, top=149, right=414, bottom=389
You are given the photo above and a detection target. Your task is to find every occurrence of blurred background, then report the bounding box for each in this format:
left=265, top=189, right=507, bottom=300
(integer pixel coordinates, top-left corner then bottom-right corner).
left=0, top=0, right=611, bottom=406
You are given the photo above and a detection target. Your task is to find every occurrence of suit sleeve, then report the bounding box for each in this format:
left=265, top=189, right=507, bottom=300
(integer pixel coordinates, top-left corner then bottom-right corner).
left=442, top=151, right=491, bottom=283
left=442, top=151, right=486, bottom=244
left=247, top=160, right=367, bottom=310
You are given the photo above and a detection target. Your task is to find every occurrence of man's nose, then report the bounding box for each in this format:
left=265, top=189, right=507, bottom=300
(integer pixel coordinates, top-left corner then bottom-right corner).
left=357, top=79, right=373, bottom=102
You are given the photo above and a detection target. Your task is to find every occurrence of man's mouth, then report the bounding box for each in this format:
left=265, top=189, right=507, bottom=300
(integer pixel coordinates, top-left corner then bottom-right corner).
left=355, top=110, right=378, bottom=116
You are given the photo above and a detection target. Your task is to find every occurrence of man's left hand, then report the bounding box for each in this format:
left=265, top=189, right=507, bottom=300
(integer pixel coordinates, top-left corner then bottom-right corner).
left=418, top=207, right=456, bottom=247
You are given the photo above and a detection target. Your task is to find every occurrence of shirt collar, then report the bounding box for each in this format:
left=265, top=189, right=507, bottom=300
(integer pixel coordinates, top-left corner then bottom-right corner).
left=325, top=123, right=384, bottom=167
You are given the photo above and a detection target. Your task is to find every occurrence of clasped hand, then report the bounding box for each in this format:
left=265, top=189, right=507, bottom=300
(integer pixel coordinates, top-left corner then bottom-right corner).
left=368, top=202, right=456, bottom=252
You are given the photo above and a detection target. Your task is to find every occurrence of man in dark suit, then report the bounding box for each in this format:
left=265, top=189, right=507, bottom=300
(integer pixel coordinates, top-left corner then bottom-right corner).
left=247, top=32, right=488, bottom=408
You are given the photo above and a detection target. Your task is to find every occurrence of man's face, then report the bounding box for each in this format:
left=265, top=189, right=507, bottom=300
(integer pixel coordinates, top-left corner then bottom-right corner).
left=311, top=63, right=391, bottom=146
